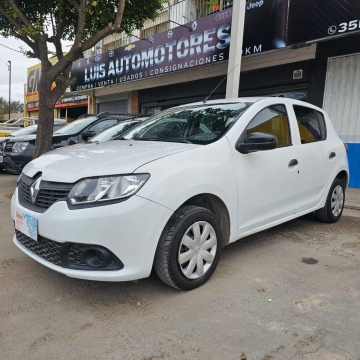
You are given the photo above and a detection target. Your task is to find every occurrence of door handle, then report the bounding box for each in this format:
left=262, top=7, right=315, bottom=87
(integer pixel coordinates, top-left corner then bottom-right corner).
left=288, top=159, right=298, bottom=167
left=329, top=152, right=336, bottom=159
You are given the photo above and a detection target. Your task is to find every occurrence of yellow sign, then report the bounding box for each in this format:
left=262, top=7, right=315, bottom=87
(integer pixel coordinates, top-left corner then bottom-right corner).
left=26, top=63, right=41, bottom=102
left=26, top=57, right=59, bottom=104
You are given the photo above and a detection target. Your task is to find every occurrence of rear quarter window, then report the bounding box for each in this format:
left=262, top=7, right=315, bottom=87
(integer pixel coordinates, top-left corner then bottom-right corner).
left=293, top=105, right=327, bottom=144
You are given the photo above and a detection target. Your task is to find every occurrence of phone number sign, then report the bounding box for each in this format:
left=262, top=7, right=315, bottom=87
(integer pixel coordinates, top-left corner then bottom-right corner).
left=287, top=0, right=360, bottom=44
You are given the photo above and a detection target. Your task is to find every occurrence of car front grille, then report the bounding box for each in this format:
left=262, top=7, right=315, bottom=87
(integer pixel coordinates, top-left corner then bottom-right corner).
left=4, top=143, right=13, bottom=152
left=15, top=229, right=123, bottom=271
left=18, top=174, right=73, bottom=213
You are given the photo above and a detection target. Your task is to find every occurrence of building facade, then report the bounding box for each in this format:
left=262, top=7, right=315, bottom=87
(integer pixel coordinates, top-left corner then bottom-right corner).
left=26, top=62, right=88, bottom=121
left=71, top=0, right=360, bottom=188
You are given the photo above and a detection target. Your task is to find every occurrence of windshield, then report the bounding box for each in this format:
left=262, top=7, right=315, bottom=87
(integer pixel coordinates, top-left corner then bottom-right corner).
left=122, top=103, right=251, bottom=145
left=8, top=124, right=38, bottom=137
left=54, top=117, right=97, bottom=135
left=90, top=120, right=142, bottom=142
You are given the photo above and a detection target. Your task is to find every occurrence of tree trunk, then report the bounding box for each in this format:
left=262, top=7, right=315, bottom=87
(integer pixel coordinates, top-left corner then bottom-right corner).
left=32, top=79, right=57, bottom=159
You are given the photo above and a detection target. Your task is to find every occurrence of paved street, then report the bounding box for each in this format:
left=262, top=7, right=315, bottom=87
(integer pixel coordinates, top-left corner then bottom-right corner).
left=1, top=170, right=360, bottom=360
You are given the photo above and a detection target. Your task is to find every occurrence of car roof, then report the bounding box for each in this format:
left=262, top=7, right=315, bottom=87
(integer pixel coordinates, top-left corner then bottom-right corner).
left=180, top=97, right=323, bottom=112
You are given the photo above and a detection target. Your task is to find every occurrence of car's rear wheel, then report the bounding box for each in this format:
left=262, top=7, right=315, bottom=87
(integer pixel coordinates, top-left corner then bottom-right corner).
left=154, top=206, right=222, bottom=290
left=315, top=178, right=345, bottom=223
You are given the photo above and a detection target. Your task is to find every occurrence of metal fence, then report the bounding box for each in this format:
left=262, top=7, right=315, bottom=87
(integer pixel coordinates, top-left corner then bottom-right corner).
left=168, top=0, right=233, bottom=25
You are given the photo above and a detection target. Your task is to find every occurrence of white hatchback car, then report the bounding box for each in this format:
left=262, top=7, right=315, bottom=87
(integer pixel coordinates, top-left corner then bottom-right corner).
left=11, top=98, right=349, bottom=290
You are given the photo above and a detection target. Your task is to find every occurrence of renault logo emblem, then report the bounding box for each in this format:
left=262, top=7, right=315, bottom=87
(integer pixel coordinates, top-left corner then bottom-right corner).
left=30, top=177, right=42, bottom=203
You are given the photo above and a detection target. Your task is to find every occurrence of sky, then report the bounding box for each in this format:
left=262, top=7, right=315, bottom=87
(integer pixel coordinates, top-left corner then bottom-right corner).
left=0, top=36, right=40, bottom=103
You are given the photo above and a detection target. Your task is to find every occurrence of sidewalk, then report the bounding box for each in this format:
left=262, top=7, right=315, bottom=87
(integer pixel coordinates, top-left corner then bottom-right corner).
left=346, top=187, right=360, bottom=210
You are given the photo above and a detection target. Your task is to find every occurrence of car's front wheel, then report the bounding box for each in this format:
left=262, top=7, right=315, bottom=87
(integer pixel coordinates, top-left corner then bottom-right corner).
left=154, top=206, right=223, bottom=290
left=315, top=178, right=345, bottom=223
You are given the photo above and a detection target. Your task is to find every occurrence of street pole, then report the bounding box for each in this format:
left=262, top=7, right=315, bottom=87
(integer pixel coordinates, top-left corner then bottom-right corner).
left=225, top=0, right=246, bottom=99
left=8, top=60, right=11, bottom=120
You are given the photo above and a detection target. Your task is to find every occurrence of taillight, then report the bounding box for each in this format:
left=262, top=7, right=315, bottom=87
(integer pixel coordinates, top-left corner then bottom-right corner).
left=343, top=142, right=348, bottom=152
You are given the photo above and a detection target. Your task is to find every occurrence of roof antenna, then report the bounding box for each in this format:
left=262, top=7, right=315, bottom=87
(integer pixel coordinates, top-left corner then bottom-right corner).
left=203, top=64, right=239, bottom=104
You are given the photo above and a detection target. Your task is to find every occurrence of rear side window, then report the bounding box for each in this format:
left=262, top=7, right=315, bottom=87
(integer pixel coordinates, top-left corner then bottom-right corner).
left=246, top=105, right=291, bottom=147
left=88, top=119, right=117, bottom=135
left=293, top=106, right=327, bottom=144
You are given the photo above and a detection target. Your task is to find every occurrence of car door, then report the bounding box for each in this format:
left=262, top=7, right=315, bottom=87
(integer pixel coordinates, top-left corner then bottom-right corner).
left=230, top=103, right=300, bottom=236
left=290, top=105, right=336, bottom=213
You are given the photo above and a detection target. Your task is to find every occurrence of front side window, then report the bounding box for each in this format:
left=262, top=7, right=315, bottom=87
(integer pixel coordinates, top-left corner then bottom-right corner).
left=121, top=102, right=252, bottom=145
left=293, top=106, right=327, bottom=144
left=246, top=105, right=291, bottom=147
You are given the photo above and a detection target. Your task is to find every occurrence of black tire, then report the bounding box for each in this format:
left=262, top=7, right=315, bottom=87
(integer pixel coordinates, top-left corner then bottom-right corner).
left=154, top=206, right=223, bottom=290
left=315, top=178, right=345, bottom=223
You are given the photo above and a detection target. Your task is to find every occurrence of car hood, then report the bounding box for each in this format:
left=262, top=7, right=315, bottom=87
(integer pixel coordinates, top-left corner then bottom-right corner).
left=4, top=134, right=37, bottom=143
left=23, top=140, right=199, bottom=182
left=5, top=133, right=74, bottom=145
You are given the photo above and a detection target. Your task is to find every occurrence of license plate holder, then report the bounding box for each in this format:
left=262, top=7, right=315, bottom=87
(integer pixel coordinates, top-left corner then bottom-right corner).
left=15, top=210, right=38, bottom=241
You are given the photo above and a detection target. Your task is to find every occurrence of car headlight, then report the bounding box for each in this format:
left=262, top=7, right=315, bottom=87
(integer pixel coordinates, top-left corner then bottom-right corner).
left=68, top=174, right=150, bottom=206
left=12, top=142, right=29, bottom=153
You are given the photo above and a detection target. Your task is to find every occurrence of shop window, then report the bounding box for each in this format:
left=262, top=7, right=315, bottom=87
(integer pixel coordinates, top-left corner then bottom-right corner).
left=246, top=105, right=291, bottom=147
left=293, top=106, right=327, bottom=144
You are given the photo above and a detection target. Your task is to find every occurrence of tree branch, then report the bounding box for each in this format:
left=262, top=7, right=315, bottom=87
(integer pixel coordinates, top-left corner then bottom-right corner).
left=113, top=0, right=126, bottom=28
left=9, top=31, right=35, bottom=50
left=0, top=4, right=25, bottom=33
left=72, top=0, right=87, bottom=47
left=65, top=0, right=81, bottom=11
left=6, top=0, right=38, bottom=32
left=81, top=0, right=126, bottom=51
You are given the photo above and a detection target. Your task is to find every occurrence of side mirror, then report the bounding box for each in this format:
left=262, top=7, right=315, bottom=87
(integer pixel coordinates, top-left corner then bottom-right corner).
left=236, top=132, right=278, bottom=154
left=81, top=130, right=96, bottom=141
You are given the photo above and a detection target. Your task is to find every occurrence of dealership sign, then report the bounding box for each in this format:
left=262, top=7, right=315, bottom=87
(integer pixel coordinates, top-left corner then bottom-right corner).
left=71, top=4, right=293, bottom=91
left=71, top=10, right=232, bottom=91
left=71, top=3, right=293, bottom=91
left=71, top=0, right=360, bottom=91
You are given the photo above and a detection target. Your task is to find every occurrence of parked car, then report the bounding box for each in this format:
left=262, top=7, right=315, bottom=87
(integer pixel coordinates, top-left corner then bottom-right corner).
left=0, top=117, right=66, bottom=137
left=11, top=98, right=349, bottom=290
left=0, top=117, right=34, bottom=131
left=89, top=118, right=148, bottom=142
left=0, top=122, right=66, bottom=171
left=1, top=114, right=140, bottom=174
left=77, top=113, right=97, bottom=119
left=2, top=124, right=38, bottom=138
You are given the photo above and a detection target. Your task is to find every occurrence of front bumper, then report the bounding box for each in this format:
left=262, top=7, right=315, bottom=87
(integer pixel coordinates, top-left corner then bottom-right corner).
left=11, top=189, right=173, bottom=281
left=3, top=151, right=32, bottom=174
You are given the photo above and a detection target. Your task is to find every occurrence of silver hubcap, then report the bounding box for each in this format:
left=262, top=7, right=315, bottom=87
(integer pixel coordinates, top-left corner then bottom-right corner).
left=331, top=185, right=344, bottom=217
left=178, top=221, right=217, bottom=280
